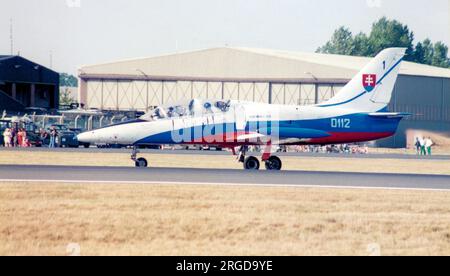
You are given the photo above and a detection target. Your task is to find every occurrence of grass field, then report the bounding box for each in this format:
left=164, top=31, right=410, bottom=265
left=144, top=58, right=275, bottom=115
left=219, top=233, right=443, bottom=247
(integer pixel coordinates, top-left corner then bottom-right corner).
left=0, top=150, right=449, bottom=175
left=1, top=182, right=450, bottom=256
left=1, top=149, right=449, bottom=255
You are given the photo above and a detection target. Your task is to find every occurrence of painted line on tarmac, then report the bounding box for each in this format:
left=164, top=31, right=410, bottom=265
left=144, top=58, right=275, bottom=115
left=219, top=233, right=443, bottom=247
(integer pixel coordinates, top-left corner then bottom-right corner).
left=0, top=178, right=449, bottom=192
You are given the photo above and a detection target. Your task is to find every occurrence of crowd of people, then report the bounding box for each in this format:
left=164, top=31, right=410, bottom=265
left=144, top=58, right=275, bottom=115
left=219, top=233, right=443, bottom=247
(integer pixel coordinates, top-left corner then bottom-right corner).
left=284, top=144, right=370, bottom=154
left=2, top=126, right=59, bottom=148
left=415, top=137, right=434, bottom=156
left=232, top=144, right=370, bottom=154
left=2, top=128, right=31, bottom=148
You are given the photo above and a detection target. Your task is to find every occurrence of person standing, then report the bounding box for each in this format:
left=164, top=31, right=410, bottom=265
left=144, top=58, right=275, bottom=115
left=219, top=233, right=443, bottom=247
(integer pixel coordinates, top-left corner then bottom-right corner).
left=3, top=128, right=12, bottom=147
left=17, top=129, right=23, bottom=147
left=419, top=137, right=426, bottom=156
left=414, top=137, right=421, bottom=155
left=21, top=129, right=27, bottom=147
left=49, top=127, right=58, bottom=148
left=10, top=127, right=17, bottom=147
left=425, top=137, right=434, bottom=156
left=39, top=128, right=48, bottom=146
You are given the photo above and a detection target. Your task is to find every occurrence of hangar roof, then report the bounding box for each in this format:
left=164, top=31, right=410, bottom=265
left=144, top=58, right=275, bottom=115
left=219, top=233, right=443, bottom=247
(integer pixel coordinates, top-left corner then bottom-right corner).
left=0, top=55, right=14, bottom=61
left=79, top=47, right=450, bottom=81
left=0, top=55, right=59, bottom=84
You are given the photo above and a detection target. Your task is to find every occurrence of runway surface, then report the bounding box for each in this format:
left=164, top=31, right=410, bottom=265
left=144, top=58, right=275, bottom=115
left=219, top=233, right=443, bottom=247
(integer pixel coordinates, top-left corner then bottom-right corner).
left=1, top=165, right=450, bottom=191
left=1, top=147, right=450, bottom=160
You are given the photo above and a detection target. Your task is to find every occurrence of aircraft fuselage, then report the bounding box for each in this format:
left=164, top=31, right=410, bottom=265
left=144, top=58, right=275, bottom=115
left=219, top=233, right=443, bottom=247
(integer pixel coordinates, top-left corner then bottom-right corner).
left=78, top=102, right=401, bottom=147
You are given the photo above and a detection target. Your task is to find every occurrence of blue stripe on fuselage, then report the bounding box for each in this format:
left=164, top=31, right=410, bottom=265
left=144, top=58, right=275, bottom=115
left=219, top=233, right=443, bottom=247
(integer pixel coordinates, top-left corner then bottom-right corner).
left=134, top=113, right=402, bottom=145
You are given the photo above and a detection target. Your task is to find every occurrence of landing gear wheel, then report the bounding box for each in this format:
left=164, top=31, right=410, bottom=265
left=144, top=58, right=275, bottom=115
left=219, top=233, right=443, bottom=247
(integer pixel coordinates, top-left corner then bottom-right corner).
left=135, top=157, right=148, bottom=168
left=243, top=156, right=260, bottom=170
left=265, top=156, right=282, bottom=171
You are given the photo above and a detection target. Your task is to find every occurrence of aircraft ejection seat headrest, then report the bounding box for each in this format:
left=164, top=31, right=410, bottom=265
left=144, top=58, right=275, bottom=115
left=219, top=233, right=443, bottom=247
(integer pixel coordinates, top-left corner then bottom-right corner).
left=189, top=99, right=203, bottom=115
left=154, top=107, right=167, bottom=119
left=215, top=100, right=231, bottom=112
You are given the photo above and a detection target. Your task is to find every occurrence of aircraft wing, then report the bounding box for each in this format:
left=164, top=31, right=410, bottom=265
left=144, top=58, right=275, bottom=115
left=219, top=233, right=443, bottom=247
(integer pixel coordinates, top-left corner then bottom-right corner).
left=237, top=128, right=331, bottom=143
left=236, top=133, right=266, bottom=141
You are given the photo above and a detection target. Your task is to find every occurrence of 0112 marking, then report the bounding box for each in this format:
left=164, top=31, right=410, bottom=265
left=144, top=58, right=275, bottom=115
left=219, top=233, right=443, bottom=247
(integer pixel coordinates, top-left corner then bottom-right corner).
left=331, top=118, right=351, bottom=129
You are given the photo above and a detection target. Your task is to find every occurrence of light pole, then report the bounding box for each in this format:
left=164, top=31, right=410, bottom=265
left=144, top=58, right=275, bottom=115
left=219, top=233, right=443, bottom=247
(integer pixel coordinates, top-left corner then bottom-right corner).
left=305, top=72, right=319, bottom=104
left=136, top=69, right=150, bottom=112
left=136, top=69, right=149, bottom=79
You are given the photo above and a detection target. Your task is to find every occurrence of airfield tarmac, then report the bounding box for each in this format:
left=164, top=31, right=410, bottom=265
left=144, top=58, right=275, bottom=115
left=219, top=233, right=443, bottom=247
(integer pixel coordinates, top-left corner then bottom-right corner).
left=0, top=148, right=449, bottom=191
left=1, top=165, right=450, bottom=191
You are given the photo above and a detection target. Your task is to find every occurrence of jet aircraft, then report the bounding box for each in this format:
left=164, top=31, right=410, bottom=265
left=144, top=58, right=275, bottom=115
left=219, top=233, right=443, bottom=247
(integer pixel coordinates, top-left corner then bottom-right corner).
left=77, top=48, right=409, bottom=170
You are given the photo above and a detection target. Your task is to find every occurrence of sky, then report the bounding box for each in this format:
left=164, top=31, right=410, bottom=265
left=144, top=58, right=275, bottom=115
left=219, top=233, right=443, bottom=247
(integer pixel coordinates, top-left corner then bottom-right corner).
left=1, top=0, right=449, bottom=74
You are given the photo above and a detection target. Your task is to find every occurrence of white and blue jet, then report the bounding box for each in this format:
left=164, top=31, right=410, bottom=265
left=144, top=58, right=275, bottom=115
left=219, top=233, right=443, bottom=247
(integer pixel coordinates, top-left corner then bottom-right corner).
left=77, top=48, right=410, bottom=170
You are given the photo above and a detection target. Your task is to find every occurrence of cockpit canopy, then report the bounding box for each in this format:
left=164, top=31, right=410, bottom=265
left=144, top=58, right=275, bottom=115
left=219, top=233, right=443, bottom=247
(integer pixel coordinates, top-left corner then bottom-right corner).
left=140, top=99, right=232, bottom=121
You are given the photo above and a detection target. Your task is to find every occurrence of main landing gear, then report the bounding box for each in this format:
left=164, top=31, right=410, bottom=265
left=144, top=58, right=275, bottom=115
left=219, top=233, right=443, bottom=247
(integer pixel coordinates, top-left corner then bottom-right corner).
left=237, top=145, right=282, bottom=171
left=131, top=146, right=148, bottom=167
left=130, top=143, right=282, bottom=170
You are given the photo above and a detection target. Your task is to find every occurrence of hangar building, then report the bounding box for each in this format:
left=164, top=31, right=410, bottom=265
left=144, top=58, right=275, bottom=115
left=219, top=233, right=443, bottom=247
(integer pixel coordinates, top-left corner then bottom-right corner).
left=78, top=47, right=450, bottom=147
left=0, top=55, right=59, bottom=112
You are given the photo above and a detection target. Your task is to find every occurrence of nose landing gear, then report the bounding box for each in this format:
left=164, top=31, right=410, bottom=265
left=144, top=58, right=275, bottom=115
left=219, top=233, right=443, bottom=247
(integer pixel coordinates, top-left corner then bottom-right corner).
left=131, top=146, right=148, bottom=168
left=135, top=157, right=148, bottom=168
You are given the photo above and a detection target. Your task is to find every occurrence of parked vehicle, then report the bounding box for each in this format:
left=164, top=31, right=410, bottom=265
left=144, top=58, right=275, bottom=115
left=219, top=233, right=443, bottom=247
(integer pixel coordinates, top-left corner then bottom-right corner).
left=69, top=128, right=91, bottom=148
left=22, top=121, right=42, bottom=147
left=46, top=124, right=90, bottom=148
left=24, top=107, right=48, bottom=115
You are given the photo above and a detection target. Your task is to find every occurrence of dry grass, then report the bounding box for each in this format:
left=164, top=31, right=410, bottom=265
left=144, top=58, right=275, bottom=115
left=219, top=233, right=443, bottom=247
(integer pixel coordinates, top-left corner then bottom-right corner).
left=0, top=150, right=449, bottom=175
left=1, top=182, right=450, bottom=256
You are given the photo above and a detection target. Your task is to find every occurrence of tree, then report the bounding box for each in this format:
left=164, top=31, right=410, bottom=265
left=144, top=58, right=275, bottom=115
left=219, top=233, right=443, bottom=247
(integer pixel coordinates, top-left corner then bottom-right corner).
left=316, top=17, right=450, bottom=68
left=412, top=41, right=426, bottom=64
left=367, top=17, right=415, bottom=60
left=432, top=42, right=450, bottom=68
left=352, top=32, right=371, bottom=57
left=316, top=27, right=355, bottom=55
left=421, top=39, right=434, bottom=65
left=413, top=39, right=434, bottom=65
left=60, top=73, right=78, bottom=87
left=59, top=87, right=76, bottom=106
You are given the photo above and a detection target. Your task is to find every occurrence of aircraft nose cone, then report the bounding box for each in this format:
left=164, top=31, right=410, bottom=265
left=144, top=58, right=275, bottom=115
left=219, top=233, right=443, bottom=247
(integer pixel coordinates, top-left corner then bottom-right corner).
left=77, top=131, right=94, bottom=143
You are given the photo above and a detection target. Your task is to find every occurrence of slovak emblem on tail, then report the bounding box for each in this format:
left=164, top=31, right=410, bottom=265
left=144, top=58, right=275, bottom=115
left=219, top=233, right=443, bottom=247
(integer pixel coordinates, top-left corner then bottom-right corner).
left=362, top=74, right=377, bottom=92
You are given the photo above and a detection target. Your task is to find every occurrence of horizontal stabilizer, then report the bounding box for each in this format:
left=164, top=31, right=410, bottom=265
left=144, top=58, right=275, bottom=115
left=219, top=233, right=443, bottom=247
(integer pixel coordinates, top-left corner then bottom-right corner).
left=368, top=112, right=412, bottom=119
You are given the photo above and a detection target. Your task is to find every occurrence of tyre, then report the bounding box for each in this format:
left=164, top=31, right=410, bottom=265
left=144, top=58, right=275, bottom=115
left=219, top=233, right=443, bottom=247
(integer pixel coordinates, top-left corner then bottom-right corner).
left=243, top=156, right=260, bottom=170
left=265, top=156, right=282, bottom=171
left=135, top=157, right=148, bottom=168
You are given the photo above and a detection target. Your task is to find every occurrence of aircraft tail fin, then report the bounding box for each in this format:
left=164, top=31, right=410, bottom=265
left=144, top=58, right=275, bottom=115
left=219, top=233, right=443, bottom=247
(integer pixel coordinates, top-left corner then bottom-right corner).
left=319, top=48, right=406, bottom=112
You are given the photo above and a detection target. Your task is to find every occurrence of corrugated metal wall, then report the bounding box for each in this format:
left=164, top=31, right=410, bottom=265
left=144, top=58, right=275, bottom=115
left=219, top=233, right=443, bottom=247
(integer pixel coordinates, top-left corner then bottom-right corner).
left=379, top=76, right=450, bottom=147
left=84, top=79, right=344, bottom=110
